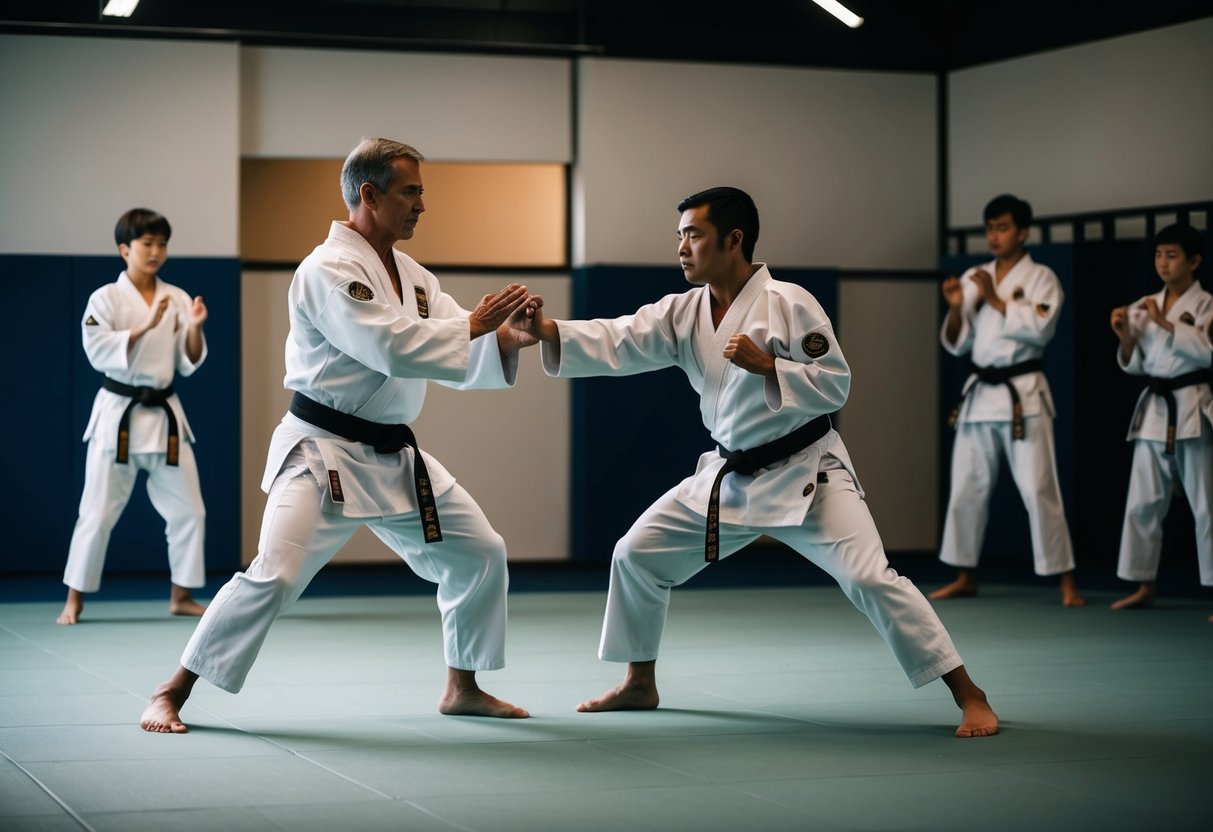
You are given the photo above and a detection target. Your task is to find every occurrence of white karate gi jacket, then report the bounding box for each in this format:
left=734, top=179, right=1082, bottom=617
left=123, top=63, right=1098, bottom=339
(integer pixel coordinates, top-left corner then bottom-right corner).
left=942, top=253, right=1062, bottom=423
left=1118, top=281, right=1213, bottom=442
left=263, top=221, right=517, bottom=518
left=542, top=264, right=857, bottom=528
left=81, top=271, right=206, bottom=452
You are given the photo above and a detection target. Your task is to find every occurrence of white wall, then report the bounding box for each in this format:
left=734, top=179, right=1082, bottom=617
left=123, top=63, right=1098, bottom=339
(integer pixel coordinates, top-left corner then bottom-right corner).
left=949, top=18, right=1213, bottom=225
left=575, top=58, right=939, bottom=270
left=0, top=35, right=239, bottom=256
left=241, top=47, right=573, bottom=162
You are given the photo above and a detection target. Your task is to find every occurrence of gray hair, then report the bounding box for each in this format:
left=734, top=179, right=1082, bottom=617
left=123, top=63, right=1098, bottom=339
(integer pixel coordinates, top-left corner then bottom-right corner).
left=340, top=138, right=425, bottom=211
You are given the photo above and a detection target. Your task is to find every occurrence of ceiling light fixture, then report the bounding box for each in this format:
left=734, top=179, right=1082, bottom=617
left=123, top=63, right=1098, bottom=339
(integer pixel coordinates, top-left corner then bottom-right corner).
left=101, top=0, right=140, bottom=18
left=810, top=0, right=864, bottom=29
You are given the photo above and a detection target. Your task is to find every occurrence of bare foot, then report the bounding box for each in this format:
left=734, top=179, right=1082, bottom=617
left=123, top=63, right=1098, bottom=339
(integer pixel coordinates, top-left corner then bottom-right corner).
left=577, top=679, right=660, bottom=712
left=140, top=683, right=190, bottom=734
left=170, top=585, right=207, bottom=617
left=1110, top=583, right=1155, bottom=610
left=942, top=665, right=998, bottom=738
left=439, top=669, right=528, bottom=718
left=1059, top=571, right=1086, bottom=608
left=56, top=589, right=84, bottom=625
left=955, top=692, right=1000, bottom=738
left=928, top=575, right=978, bottom=600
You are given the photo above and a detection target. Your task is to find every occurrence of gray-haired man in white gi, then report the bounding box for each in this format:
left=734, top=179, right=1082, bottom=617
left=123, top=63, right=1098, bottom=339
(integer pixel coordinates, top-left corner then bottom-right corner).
left=141, top=138, right=536, bottom=732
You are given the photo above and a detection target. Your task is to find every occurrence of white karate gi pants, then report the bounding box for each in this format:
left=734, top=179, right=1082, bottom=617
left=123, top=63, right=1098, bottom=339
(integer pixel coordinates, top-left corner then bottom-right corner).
left=598, top=470, right=963, bottom=689
left=940, top=416, right=1075, bottom=576
left=1117, top=428, right=1213, bottom=586
left=63, top=441, right=206, bottom=593
left=181, top=469, right=508, bottom=693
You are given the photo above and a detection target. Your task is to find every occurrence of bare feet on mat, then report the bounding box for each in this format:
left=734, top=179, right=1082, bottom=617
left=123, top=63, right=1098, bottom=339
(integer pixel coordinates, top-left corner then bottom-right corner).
left=576, top=679, right=660, bottom=712
left=439, top=669, right=529, bottom=718
left=140, top=683, right=190, bottom=734
left=955, top=693, right=1000, bottom=738
left=577, top=662, right=660, bottom=712
left=169, top=585, right=207, bottom=617
left=1110, top=583, right=1155, bottom=610
left=56, top=589, right=84, bottom=625
left=942, top=665, right=999, bottom=738
left=928, top=575, right=978, bottom=600
left=1059, top=571, right=1086, bottom=608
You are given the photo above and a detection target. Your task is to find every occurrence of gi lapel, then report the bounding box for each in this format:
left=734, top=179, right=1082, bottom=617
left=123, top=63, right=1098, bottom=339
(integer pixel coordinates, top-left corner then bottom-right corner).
left=699, top=268, right=770, bottom=429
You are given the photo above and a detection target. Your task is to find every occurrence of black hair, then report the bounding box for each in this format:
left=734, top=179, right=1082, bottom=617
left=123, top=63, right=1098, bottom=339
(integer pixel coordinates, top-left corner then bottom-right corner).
left=114, top=208, right=172, bottom=247
left=1154, top=223, right=1204, bottom=260
left=676, top=186, right=760, bottom=263
left=983, top=194, right=1032, bottom=230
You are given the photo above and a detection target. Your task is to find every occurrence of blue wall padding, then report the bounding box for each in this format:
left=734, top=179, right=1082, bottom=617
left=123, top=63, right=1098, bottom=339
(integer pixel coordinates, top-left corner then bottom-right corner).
left=0, top=254, right=241, bottom=580
left=569, top=264, right=838, bottom=561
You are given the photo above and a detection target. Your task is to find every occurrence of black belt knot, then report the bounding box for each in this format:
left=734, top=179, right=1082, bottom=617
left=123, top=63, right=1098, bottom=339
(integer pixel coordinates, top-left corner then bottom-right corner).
left=288, top=392, right=443, bottom=543
left=101, top=377, right=179, bottom=465
left=948, top=358, right=1043, bottom=441
left=1143, top=370, right=1211, bottom=455
left=705, top=414, right=834, bottom=562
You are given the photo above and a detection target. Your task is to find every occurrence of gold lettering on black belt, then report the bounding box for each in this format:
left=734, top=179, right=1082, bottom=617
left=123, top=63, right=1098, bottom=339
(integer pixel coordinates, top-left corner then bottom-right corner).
left=1145, top=370, right=1211, bottom=455
left=102, top=377, right=179, bottom=466
left=328, top=470, right=345, bottom=503
left=414, top=286, right=430, bottom=318
left=287, top=392, right=443, bottom=543
left=949, top=359, right=1043, bottom=442
left=705, top=415, right=833, bottom=562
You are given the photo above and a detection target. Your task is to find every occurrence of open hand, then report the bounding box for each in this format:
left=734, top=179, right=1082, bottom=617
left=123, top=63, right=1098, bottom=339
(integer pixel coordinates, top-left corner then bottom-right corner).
left=470, top=283, right=529, bottom=339
left=189, top=295, right=208, bottom=327
left=941, top=275, right=963, bottom=307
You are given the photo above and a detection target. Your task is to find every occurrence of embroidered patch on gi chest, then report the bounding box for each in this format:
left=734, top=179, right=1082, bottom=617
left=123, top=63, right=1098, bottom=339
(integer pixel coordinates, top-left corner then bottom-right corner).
left=414, top=286, right=430, bottom=318
left=1035, top=303, right=1051, bottom=317
left=802, top=332, right=829, bottom=359
left=1012, top=287, right=1025, bottom=301
left=85, top=315, right=99, bottom=325
left=1180, top=312, right=1195, bottom=325
left=347, top=281, right=375, bottom=301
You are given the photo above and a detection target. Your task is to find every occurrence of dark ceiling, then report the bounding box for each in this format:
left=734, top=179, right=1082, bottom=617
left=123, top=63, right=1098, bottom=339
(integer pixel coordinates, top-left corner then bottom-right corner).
left=2, top=1, right=1210, bottom=72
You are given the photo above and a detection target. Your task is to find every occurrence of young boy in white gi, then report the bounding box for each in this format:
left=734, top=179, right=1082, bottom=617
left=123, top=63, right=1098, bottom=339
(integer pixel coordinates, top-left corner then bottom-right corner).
left=1108, top=223, right=1212, bottom=619
left=141, top=138, right=535, bottom=733
left=58, top=208, right=209, bottom=625
left=930, top=194, right=1084, bottom=607
left=517, top=187, right=998, bottom=738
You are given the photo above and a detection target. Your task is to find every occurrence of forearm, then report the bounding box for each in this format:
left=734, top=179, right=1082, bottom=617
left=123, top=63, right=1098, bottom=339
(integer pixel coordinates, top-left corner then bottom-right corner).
left=185, top=325, right=204, bottom=364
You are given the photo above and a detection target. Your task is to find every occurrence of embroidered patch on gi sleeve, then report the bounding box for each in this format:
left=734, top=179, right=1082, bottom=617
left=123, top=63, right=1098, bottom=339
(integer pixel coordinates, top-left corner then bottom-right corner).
left=1035, top=303, right=1051, bottom=317
left=414, top=286, right=430, bottom=318
left=1179, top=311, right=1195, bottom=325
left=802, top=332, right=829, bottom=359
left=1012, top=288, right=1025, bottom=301
left=347, top=281, right=375, bottom=301
left=85, top=315, right=99, bottom=325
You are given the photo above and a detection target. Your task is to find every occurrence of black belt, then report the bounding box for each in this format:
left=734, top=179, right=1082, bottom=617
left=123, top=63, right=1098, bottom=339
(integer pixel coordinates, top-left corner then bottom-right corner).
left=288, top=392, right=442, bottom=543
left=101, top=378, right=179, bottom=465
left=705, top=414, right=834, bottom=562
left=1144, top=370, right=1212, bottom=455
left=948, top=358, right=1044, bottom=441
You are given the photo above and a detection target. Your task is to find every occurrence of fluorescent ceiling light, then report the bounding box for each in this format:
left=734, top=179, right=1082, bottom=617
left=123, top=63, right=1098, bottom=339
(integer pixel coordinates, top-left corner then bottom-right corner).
left=101, top=0, right=140, bottom=17
left=810, top=0, right=864, bottom=28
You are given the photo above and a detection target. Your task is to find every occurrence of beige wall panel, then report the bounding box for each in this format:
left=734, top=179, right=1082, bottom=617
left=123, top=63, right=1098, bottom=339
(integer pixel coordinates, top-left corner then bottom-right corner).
left=0, top=35, right=239, bottom=256
left=576, top=58, right=938, bottom=270
left=242, top=159, right=565, bottom=266
left=949, top=18, right=1213, bottom=225
left=241, top=270, right=571, bottom=565
left=837, top=278, right=940, bottom=551
left=240, top=46, right=572, bottom=162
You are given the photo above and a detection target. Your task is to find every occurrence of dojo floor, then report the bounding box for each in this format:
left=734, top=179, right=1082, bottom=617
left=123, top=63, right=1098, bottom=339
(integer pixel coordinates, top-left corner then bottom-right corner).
left=1, top=558, right=1210, bottom=832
